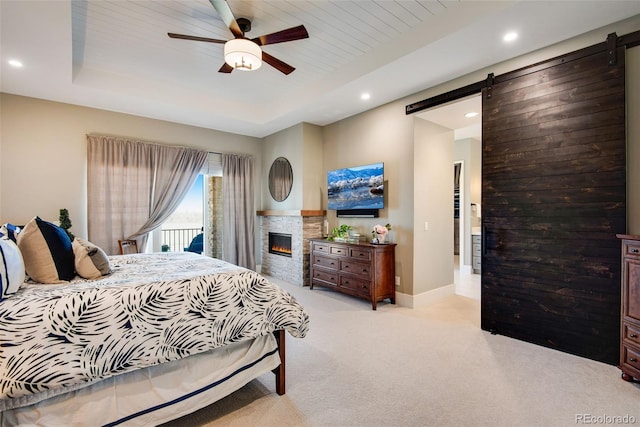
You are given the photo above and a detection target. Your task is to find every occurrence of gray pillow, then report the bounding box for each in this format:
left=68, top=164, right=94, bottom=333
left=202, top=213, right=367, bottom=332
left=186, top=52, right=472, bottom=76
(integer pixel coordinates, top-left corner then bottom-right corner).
left=72, top=238, right=112, bottom=280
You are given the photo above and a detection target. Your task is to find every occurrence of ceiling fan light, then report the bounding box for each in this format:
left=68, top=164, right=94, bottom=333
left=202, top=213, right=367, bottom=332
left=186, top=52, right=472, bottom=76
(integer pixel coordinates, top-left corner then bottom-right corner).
left=224, top=39, right=262, bottom=71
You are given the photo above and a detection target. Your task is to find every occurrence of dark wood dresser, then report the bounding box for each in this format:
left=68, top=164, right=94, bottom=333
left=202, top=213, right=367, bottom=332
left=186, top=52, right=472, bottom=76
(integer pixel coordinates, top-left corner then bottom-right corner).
left=309, top=238, right=396, bottom=310
left=617, top=234, right=640, bottom=382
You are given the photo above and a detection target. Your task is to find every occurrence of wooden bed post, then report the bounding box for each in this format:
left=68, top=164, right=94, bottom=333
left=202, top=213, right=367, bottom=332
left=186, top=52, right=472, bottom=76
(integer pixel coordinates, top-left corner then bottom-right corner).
left=273, top=330, right=286, bottom=395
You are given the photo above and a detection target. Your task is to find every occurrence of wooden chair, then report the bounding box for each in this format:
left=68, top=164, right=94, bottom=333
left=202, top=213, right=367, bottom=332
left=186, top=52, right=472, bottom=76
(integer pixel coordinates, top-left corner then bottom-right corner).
left=118, top=239, right=138, bottom=255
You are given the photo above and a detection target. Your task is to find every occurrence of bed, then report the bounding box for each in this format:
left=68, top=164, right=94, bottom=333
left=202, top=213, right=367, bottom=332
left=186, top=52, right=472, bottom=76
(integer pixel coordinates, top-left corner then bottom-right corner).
left=0, top=251, right=309, bottom=426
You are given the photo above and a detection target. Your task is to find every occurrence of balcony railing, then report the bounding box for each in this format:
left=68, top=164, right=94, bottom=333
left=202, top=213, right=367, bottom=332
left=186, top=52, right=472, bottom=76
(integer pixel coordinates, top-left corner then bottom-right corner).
left=161, top=227, right=201, bottom=252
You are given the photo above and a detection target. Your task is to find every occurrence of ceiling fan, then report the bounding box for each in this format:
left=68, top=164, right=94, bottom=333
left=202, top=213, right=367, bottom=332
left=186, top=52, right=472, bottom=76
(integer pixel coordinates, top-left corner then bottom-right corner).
left=168, top=0, right=309, bottom=75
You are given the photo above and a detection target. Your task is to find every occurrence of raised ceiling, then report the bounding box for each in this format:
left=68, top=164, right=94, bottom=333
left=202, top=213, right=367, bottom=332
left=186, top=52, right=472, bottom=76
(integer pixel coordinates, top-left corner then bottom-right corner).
left=2, top=1, right=640, bottom=138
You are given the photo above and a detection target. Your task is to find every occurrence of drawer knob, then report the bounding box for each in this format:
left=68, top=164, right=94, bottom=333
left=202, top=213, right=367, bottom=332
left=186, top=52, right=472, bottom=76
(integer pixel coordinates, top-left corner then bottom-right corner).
left=631, top=358, right=638, bottom=363
left=632, top=248, right=640, bottom=254
left=631, top=334, right=639, bottom=338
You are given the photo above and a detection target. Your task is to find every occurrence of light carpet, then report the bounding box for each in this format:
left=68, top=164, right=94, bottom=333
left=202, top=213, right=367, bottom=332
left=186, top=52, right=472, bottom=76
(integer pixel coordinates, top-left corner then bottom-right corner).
left=163, top=277, right=640, bottom=427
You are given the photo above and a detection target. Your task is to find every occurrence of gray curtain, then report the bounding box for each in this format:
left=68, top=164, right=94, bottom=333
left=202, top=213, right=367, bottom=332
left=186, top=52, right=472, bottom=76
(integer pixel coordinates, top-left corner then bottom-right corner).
left=87, top=135, right=208, bottom=255
left=222, top=153, right=255, bottom=270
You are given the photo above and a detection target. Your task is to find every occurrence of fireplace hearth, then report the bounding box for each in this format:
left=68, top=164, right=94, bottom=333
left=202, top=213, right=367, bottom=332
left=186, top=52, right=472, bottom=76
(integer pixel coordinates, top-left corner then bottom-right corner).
left=269, top=232, right=292, bottom=257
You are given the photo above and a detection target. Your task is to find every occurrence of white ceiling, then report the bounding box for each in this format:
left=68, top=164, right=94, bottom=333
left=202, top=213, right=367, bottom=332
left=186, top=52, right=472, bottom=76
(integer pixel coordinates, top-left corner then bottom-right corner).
left=2, top=1, right=640, bottom=138
left=417, top=95, right=481, bottom=140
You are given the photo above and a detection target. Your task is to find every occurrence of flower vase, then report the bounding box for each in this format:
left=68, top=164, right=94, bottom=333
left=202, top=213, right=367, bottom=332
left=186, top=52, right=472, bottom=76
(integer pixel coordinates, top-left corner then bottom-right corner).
left=376, top=233, right=385, bottom=244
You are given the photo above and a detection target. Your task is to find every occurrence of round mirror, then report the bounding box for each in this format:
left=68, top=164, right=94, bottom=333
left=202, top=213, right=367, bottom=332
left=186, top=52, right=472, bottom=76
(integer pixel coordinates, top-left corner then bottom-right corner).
left=268, top=157, right=293, bottom=202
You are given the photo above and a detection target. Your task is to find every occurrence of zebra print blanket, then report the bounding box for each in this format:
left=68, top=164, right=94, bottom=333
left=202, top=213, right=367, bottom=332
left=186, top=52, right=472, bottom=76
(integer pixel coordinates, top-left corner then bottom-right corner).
left=0, top=252, right=309, bottom=408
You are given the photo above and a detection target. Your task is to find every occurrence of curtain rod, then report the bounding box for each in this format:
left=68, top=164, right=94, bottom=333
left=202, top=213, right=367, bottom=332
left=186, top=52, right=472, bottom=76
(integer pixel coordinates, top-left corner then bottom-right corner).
left=87, top=134, right=225, bottom=155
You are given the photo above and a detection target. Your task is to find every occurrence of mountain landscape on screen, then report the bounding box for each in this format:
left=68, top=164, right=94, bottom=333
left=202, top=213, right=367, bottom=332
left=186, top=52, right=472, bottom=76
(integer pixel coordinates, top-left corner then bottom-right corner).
left=327, top=163, right=384, bottom=210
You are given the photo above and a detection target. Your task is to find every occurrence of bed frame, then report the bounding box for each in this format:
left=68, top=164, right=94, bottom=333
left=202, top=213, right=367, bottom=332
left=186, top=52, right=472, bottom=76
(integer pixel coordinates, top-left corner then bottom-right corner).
left=273, top=329, right=287, bottom=395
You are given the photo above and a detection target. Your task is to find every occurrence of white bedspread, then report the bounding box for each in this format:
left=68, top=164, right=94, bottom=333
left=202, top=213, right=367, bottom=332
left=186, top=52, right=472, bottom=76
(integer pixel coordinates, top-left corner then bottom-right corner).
left=0, top=252, right=309, bottom=409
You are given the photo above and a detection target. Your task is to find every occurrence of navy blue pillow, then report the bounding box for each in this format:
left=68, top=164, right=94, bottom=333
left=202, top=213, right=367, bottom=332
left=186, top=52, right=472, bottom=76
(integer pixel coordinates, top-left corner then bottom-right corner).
left=17, top=216, right=75, bottom=283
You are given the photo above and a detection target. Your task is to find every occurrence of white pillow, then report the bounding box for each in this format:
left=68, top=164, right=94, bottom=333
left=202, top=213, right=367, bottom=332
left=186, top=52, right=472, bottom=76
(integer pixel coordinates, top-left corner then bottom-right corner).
left=0, top=237, right=26, bottom=299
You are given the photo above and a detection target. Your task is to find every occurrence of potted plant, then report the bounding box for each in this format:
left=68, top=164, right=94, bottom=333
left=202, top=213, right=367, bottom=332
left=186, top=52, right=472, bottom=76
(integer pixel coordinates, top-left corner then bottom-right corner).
left=59, top=208, right=75, bottom=241
left=328, top=224, right=352, bottom=242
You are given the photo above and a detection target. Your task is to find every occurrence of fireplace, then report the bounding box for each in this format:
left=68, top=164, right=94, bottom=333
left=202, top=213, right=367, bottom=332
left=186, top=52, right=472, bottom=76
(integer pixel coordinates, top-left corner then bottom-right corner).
left=259, top=212, right=324, bottom=286
left=269, top=232, right=292, bottom=257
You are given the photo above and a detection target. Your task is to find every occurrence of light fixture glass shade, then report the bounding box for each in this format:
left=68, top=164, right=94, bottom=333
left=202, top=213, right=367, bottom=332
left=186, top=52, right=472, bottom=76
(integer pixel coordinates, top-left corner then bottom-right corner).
left=224, top=39, right=262, bottom=71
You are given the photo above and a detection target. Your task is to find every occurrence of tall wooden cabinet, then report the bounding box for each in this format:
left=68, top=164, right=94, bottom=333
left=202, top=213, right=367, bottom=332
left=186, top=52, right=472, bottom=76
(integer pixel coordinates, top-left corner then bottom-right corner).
left=309, top=238, right=396, bottom=310
left=618, top=234, right=640, bottom=382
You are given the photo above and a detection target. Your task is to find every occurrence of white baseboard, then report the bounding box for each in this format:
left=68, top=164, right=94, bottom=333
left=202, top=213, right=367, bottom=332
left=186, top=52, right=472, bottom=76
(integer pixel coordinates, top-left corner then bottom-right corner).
left=395, top=284, right=455, bottom=308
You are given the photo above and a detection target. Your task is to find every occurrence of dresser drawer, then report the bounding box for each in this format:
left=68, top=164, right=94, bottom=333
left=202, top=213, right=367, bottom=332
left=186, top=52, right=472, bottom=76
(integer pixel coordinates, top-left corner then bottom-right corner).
left=330, top=245, right=348, bottom=256
left=312, top=268, right=338, bottom=285
left=340, top=259, right=371, bottom=279
left=349, top=247, right=372, bottom=261
left=312, top=254, right=339, bottom=270
left=623, top=240, right=640, bottom=258
left=340, top=276, right=371, bottom=295
left=623, top=322, right=640, bottom=347
left=622, top=345, right=640, bottom=372
left=312, top=242, right=331, bottom=254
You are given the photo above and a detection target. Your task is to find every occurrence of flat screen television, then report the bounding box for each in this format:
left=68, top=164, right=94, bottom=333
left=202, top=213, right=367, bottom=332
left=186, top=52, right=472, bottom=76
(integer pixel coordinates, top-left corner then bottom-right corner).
left=327, top=162, right=384, bottom=212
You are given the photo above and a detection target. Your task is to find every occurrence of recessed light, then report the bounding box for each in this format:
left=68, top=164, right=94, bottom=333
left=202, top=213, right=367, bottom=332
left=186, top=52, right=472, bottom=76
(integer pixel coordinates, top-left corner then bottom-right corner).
left=8, top=59, right=23, bottom=68
left=465, top=112, right=479, bottom=118
left=503, top=32, right=518, bottom=42
left=361, top=93, right=371, bottom=101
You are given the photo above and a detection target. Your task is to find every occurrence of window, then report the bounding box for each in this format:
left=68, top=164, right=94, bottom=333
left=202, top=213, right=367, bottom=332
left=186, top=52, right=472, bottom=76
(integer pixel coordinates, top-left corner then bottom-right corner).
left=161, top=175, right=204, bottom=253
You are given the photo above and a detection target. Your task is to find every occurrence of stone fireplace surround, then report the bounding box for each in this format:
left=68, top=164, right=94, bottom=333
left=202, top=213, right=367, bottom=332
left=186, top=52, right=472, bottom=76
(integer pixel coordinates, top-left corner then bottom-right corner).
left=258, top=210, right=324, bottom=286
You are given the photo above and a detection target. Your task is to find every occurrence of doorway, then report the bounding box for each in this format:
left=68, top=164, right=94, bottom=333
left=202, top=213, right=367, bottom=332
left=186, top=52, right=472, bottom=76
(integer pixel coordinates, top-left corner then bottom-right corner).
left=416, top=95, right=482, bottom=300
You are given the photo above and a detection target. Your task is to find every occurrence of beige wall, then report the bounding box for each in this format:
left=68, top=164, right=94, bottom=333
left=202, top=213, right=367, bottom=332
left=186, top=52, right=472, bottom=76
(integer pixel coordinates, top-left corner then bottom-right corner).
left=321, top=15, right=640, bottom=302
left=413, top=118, right=454, bottom=295
left=323, top=102, right=415, bottom=293
left=0, top=93, right=262, bottom=245
left=261, top=122, right=324, bottom=211
left=262, top=124, right=304, bottom=210
left=301, top=123, right=324, bottom=210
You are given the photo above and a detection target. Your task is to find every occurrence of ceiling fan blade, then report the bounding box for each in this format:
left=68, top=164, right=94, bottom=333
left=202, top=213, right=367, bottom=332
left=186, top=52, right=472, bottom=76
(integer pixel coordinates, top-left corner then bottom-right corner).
left=262, top=51, right=295, bottom=75
left=218, top=62, right=233, bottom=73
left=168, top=33, right=226, bottom=44
left=252, top=25, right=309, bottom=46
left=209, top=0, right=243, bottom=38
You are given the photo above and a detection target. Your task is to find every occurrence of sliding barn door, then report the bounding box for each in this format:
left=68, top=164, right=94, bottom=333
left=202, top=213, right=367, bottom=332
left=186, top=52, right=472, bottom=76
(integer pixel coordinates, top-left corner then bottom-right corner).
left=481, top=43, right=626, bottom=364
